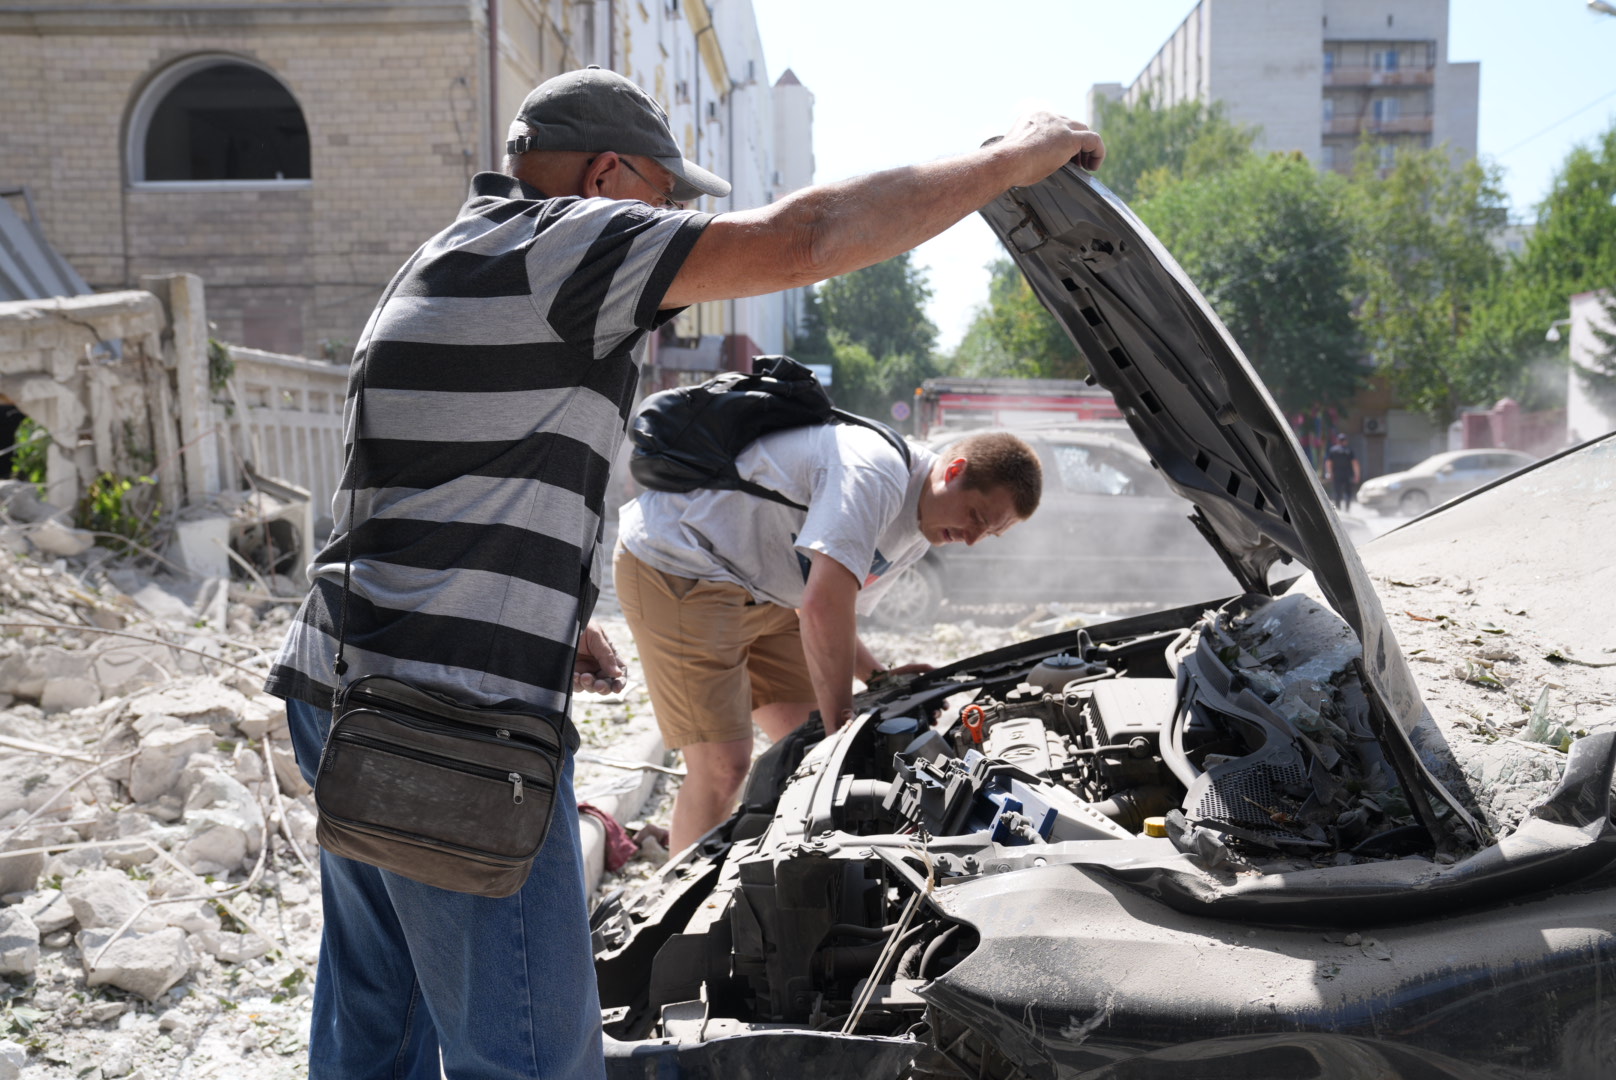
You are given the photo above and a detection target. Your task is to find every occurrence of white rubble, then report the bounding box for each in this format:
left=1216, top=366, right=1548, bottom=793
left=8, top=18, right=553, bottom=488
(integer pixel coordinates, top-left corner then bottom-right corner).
left=127, top=722, right=215, bottom=804
left=14, top=886, right=74, bottom=933
left=0, top=1039, right=25, bottom=1080
left=178, top=765, right=265, bottom=874
left=61, top=870, right=161, bottom=933
left=26, top=517, right=96, bottom=558
left=78, top=925, right=193, bottom=1000
left=125, top=680, right=253, bottom=736
left=0, top=907, right=40, bottom=976
left=0, top=644, right=93, bottom=702
left=0, top=833, right=46, bottom=897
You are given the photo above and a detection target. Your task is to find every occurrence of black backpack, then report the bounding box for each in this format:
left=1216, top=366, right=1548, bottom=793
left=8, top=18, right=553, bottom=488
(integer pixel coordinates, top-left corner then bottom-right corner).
left=628, top=355, right=912, bottom=511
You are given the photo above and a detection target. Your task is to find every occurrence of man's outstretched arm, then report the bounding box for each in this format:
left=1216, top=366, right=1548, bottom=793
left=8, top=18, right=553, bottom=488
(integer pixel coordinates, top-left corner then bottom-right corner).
left=798, top=551, right=863, bottom=735
left=662, top=111, right=1104, bottom=308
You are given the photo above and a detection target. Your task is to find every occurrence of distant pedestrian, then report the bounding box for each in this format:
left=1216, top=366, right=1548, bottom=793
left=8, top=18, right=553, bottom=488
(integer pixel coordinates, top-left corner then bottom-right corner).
left=1325, top=433, right=1360, bottom=511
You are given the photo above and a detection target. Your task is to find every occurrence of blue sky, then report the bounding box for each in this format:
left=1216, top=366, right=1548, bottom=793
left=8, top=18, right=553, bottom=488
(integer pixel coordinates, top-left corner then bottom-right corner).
left=752, top=0, right=1616, bottom=350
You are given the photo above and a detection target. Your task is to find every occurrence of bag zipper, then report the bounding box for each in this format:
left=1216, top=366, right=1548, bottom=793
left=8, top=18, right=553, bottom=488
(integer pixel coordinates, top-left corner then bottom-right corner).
left=329, top=730, right=549, bottom=805
left=343, top=703, right=559, bottom=758
left=342, top=684, right=562, bottom=753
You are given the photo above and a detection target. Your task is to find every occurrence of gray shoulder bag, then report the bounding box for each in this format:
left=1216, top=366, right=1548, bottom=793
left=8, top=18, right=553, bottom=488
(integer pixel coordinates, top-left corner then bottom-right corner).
left=312, top=305, right=581, bottom=898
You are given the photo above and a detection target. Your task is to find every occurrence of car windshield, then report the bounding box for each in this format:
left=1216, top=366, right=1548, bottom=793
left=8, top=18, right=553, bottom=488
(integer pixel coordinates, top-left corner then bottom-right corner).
left=1051, top=444, right=1133, bottom=495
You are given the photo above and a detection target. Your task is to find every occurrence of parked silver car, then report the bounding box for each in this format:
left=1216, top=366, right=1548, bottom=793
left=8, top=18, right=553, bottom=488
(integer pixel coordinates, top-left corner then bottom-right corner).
left=1356, top=448, right=1536, bottom=515
left=871, top=426, right=1238, bottom=625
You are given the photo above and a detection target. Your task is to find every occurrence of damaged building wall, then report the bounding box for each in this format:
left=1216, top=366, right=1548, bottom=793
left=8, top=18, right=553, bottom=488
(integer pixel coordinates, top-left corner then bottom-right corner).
left=0, top=2, right=484, bottom=357
left=0, top=274, right=346, bottom=577
left=0, top=287, right=175, bottom=512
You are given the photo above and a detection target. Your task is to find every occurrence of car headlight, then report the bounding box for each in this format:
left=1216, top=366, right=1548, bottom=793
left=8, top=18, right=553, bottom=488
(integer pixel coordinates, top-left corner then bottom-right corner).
left=1386, top=480, right=1403, bottom=491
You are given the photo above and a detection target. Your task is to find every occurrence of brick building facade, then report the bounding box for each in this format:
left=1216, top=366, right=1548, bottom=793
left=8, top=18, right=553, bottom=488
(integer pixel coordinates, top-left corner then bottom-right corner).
left=0, top=0, right=811, bottom=362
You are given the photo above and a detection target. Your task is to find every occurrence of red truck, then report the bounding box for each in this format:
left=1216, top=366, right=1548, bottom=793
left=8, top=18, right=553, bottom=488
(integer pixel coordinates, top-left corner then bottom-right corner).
left=913, top=376, right=1121, bottom=438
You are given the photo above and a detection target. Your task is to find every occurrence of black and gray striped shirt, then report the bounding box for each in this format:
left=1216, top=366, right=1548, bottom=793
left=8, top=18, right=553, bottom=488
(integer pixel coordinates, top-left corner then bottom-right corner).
left=266, top=172, right=710, bottom=717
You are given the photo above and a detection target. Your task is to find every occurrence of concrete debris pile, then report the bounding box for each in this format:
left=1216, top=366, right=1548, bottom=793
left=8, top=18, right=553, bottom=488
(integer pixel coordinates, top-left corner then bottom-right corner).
left=0, top=500, right=320, bottom=1077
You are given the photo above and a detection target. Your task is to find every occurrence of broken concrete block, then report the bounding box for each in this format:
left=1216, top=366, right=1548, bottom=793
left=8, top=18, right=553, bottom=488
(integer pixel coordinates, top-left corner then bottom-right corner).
left=0, top=835, right=44, bottom=897
left=178, top=767, right=264, bottom=873
left=79, top=926, right=193, bottom=1000
left=0, top=763, right=72, bottom=820
left=270, top=742, right=311, bottom=797
left=283, top=795, right=318, bottom=853
left=230, top=747, right=265, bottom=786
left=39, top=676, right=100, bottom=713
left=127, top=725, right=215, bottom=804
left=26, top=518, right=95, bottom=558
left=14, top=887, right=74, bottom=933
left=125, top=680, right=250, bottom=736
left=0, top=908, right=40, bottom=976
left=0, top=645, right=91, bottom=702
left=160, top=900, right=220, bottom=937
left=93, top=813, right=170, bottom=871
left=0, top=1038, right=25, bottom=1080
left=61, top=870, right=156, bottom=932
left=130, top=712, right=180, bottom=739
left=191, top=928, right=272, bottom=964
left=234, top=695, right=288, bottom=740
left=157, top=1008, right=194, bottom=1044
left=90, top=639, right=178, bottom=699
left=0, top=479, right=60, bottom=524
left=169, top=516, right=230, bottom=581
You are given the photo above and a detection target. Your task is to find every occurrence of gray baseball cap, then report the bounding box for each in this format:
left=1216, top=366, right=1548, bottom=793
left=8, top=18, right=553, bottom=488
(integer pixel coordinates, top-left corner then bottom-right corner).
left=508, top=66, right=731, bottom=202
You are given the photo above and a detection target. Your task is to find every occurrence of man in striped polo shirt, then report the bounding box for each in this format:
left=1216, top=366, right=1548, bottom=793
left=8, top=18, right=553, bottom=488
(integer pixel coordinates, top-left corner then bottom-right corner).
left=268, top=66, right=1103, bottom=1078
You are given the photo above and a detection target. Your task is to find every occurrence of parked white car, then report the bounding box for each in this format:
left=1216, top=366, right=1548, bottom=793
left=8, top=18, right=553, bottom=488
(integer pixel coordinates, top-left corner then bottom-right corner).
left=1356, top=448, right=1536, bottom=515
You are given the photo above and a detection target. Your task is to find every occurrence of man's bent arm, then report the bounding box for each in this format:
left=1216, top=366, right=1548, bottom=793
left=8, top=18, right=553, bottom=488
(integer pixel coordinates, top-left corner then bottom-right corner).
left=799, top=551, right=863, bottom=734
left=662, top=112, right=1104, bottom=308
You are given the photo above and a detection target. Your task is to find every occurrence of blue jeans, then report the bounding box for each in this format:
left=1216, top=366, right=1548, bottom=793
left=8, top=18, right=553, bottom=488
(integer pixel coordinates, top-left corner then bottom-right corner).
left=286, top=699, right=605, bottom=1079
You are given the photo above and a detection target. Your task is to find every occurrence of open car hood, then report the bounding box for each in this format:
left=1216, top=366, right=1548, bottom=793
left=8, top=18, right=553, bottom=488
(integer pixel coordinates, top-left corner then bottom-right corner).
left=978, top=166, right=1482, bottom=841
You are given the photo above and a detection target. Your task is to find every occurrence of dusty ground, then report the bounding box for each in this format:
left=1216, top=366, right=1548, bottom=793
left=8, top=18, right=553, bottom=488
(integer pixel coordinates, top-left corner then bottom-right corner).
left=0, top=529, right=1031, bottom=1080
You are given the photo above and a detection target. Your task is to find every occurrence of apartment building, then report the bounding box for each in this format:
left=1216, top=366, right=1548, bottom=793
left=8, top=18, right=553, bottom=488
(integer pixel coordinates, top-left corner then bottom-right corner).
left=0, top=0, right=811, bottom=364
left=1088, top=0, right=1478, bottom=174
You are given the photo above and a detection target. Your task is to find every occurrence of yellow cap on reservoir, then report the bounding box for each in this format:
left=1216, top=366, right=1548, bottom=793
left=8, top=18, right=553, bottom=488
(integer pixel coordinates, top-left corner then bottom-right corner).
left=1142, top=816, right=1168, bottom=838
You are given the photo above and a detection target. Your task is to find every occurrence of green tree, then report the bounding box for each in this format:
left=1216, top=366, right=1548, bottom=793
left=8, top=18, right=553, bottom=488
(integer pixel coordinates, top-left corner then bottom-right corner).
left=1467, top=122, right=1616, bottom=408
left=788, top=286, right=832, bottom=363
left=817, top=252, right=937, bottom=362
left=814, top=253, right=940, bottom=417
left=951, top=259, right=1087, bottom=379
left=1092, top=92, right=1258, bottom=203
left=1136, top=153, right=1362, bottom=416
left=1345, top=145, right=1511, bottom=423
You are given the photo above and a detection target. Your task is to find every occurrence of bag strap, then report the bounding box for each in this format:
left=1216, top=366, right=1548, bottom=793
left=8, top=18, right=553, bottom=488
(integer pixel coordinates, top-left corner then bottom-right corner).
left=331, top=248, right=589, bottom=721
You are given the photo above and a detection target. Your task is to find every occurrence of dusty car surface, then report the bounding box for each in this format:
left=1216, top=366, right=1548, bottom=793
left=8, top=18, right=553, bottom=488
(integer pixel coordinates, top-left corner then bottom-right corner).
left=872, top=426, right=1238, bottom=625
left=592, top=165, right=1616, bottom=1079
left=1356, top=447, right=1537, bottom=516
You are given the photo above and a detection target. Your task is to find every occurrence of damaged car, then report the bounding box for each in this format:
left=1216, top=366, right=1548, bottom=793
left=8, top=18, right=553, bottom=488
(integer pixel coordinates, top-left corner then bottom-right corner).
left=591, top=162, right=1616, bottom=1079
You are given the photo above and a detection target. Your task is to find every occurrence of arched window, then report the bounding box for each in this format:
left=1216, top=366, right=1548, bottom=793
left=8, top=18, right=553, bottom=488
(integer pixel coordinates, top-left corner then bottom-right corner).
left=129, top=57, right=310, bottom=186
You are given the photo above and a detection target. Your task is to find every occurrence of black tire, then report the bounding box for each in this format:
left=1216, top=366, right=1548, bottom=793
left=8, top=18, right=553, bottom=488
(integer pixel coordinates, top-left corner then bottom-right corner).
left=870, top=559, right=943, bottom=627
left=1399, top=488, right=1430, bottom=514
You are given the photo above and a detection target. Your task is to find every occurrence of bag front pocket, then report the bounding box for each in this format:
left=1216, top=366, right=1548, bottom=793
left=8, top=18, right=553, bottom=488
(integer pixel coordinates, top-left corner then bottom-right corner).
left=318, top=709, right=558, bottom=862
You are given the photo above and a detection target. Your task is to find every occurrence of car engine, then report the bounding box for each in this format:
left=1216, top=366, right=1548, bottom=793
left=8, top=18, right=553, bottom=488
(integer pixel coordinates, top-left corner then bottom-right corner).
left=593, top=592, right=1437, bottom=1073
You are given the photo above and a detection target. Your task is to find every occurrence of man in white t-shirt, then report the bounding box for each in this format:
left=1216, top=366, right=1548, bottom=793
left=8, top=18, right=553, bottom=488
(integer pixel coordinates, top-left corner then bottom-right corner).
left=615, top=427, right=1042, bottom=852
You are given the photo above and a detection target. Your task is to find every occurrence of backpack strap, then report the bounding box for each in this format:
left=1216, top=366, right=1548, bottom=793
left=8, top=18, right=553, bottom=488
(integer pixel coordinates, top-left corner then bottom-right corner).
left=830, top=409, right=912, bottom=467
left=733, top=476, right=808, bottom=511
